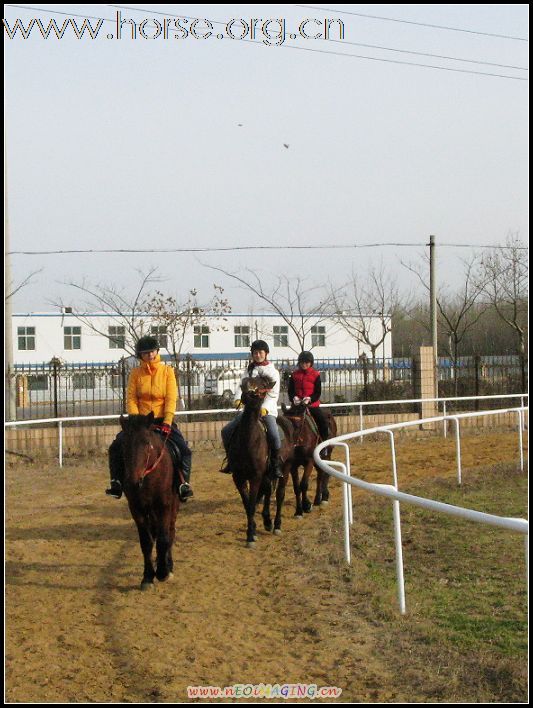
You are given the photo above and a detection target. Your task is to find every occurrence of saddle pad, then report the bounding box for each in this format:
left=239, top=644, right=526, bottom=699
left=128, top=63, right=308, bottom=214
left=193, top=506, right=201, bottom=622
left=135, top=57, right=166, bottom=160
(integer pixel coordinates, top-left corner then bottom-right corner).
left=258, top=419, right=286, bottom=443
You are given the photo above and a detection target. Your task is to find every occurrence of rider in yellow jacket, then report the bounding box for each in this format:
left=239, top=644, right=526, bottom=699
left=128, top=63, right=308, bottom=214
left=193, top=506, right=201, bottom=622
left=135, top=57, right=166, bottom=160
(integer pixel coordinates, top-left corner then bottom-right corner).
left=105, top=336, right=193, bottom=501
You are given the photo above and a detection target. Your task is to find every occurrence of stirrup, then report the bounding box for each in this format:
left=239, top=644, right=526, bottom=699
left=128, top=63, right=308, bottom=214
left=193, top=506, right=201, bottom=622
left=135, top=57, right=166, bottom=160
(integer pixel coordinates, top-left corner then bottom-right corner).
left=179, top=483, right=193, bottom=501
left=220, top=463, right=232, bottom=474
left=105, top=480, right=122, bottom=499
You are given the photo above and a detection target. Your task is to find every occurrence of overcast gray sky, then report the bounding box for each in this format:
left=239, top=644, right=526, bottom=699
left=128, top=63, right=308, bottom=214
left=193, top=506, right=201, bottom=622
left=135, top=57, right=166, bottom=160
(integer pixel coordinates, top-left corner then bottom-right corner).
left=4, top=4, right=529, bottom=313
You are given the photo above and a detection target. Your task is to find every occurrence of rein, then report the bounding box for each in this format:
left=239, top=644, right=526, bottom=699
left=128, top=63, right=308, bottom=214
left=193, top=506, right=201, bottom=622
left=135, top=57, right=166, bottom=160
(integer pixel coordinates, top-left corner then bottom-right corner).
left=139, top=428, right=171, bottom=486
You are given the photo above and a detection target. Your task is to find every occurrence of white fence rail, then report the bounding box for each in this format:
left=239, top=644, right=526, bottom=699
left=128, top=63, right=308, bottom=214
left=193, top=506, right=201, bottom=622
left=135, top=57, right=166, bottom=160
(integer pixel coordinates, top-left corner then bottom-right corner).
left=5, top=394, right=528, bottom=469
left=314, top=406, right=528, bottom=614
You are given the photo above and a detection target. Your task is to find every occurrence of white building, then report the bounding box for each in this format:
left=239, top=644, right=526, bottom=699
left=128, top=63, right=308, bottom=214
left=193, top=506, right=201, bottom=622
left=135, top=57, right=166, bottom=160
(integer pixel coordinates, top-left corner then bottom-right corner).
left=11, top=312, right=392, bottom=365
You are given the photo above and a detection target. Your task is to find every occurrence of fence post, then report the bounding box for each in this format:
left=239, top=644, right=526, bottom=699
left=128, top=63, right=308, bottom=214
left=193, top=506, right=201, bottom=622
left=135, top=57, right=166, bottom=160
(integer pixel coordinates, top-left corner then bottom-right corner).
left=413, top=347, right=437, bottom=424
left=474, top=354, right=480, bottom=410
left=120, top=357, right=127, bottom=413
left=50, top=357, right=61, bottom=419
left=186, top=355, right=193, bottom=413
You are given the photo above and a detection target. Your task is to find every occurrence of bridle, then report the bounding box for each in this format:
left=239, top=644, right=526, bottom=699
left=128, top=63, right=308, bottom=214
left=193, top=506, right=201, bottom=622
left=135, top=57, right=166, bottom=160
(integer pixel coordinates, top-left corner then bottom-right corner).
left=138, top=427, right=171, bottom=487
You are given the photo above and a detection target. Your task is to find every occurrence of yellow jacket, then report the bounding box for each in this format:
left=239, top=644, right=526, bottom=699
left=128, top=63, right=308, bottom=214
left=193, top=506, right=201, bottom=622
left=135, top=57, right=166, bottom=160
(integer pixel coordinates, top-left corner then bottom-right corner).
left=127, top=354, right=177, bottom=425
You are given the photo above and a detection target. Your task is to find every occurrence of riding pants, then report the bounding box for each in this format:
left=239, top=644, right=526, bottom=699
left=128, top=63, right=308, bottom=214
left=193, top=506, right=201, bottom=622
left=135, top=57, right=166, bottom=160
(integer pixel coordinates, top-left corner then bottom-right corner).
left=309, top=407, right=330, bottom=441
left=222, top=413, right=281, bottom=452
left=108, top=420, right=192, bottom=484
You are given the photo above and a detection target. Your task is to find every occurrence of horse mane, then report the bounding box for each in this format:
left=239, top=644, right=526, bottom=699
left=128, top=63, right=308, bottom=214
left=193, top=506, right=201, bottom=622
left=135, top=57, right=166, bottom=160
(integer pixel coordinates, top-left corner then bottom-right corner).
left=241, top=375, right=275, bottom=391
left=121, top=413, right=155, bottom=434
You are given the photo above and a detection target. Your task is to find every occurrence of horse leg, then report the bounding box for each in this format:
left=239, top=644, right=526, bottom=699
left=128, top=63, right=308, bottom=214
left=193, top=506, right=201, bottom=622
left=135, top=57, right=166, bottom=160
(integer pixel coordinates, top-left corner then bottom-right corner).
left=319, top=448, right=332, bottom=505
left=300, top=459, right=314, bottom=513
left=155, top=506, right=174, bottom=582
left=261, top=477, right=273, bottom=532
left=273, top=468, right=288, bottom=534
left=165, top=500, right=179, bottom=578
left=292, top=463, right=303, bottom=518
left=135, top=521, right=156, bottom=590
left=245, top=479, right=261, bottom=547
left=234, top=478, right=256, bottom=546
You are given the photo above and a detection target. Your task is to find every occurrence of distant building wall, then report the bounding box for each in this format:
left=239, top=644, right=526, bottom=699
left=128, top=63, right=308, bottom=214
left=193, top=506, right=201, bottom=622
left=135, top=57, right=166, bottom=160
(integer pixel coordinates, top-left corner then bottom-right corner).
left=12, top=312, right=392, bottom=365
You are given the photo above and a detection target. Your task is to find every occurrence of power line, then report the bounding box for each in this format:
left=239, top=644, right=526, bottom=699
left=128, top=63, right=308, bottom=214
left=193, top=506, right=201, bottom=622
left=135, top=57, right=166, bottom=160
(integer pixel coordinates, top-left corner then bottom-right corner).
left=295, top=5, right=529, bottom=42
left=9, top=243, right=528, bottom=256
left=4, top=4, right=527, bottom=81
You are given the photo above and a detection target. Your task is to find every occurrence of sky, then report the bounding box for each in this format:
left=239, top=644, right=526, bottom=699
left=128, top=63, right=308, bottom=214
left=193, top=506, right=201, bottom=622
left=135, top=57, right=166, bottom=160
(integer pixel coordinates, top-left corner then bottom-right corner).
left=4, top=4, right=529, bottom=314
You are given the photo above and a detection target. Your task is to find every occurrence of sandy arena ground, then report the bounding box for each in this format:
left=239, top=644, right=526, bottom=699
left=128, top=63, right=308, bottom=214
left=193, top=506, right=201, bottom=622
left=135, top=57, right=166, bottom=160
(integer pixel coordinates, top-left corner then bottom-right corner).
left=5, top=431, right=527, bottom=703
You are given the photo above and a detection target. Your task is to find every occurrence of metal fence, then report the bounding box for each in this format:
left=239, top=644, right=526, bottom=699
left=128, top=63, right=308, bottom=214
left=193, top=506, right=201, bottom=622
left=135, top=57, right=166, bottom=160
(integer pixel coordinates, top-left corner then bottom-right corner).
left=438, top=355, right=528, bottom=409
left=10, top=353, right=527, bottom=421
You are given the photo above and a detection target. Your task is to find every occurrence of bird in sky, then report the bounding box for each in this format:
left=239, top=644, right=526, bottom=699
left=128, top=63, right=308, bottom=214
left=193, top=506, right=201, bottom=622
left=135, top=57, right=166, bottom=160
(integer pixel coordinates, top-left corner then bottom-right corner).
left=283, top=143, right=289, bottom=148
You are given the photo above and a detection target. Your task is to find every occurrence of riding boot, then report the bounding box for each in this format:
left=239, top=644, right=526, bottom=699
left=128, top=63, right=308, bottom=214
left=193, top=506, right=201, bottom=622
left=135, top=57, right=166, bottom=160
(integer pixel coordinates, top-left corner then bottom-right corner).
left=105, top=441, right=124, bottom=499
left=268, top=449, right=284, bottom=480
left=178, top=452, right=194, bottom=501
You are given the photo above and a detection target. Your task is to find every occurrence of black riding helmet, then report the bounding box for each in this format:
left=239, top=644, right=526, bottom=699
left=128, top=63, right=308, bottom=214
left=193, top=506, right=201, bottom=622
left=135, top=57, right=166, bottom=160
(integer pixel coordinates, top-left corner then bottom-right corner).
left=298, top=351, right=314, bottom=366
left=135, top=336, right=160, bottom=357
left=251, top=340, right=269, bottom=354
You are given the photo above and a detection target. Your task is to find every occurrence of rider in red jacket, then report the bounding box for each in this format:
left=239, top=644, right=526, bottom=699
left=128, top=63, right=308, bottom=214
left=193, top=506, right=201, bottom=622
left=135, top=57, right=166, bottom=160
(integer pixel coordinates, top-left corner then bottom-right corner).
left=288, top=351, right=330, bottom=441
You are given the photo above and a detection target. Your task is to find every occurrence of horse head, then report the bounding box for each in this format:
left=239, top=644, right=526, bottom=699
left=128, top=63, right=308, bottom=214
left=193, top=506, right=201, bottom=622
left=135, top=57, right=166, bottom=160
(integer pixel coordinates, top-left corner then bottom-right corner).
left=119, top=412, right=159, bottom=479
left=240, top=376, right=275, bottom=410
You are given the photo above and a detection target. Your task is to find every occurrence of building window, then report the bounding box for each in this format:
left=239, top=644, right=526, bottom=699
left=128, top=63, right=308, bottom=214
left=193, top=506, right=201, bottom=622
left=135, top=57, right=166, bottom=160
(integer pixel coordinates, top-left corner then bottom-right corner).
left=17, top=327, right=36, bottom=351
left=234, top=326, right=250, bottom=348
left=27, top=374, right=48, bottom=391
left=64, top=326, right=81, bottom=350
left=108, top=326, right=126, bottom=349
left=194, top=325, right=209, bottom=348
left=150, top=325, right=168, bottom=350
left=72, top=372, right=95, bottom=390
left=273, top=325, right=288, bottom=348
left=311, top=325, right=326, bottom=347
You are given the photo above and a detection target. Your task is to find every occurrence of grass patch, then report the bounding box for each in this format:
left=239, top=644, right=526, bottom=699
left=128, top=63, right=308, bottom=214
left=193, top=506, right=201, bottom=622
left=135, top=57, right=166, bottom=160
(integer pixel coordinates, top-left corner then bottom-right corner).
left=304, top=439, right=528, bottom=702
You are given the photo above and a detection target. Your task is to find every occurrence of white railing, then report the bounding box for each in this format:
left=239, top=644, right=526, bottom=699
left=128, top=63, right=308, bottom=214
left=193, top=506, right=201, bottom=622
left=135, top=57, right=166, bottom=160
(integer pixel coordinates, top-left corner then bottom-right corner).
left=5, top=394, right=527, bottom=468
left=313, top=406, right=529, bottom=615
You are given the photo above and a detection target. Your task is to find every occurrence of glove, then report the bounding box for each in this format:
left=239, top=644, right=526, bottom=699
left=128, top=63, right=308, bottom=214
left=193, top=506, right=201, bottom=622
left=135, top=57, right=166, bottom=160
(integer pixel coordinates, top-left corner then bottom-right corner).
left=155, top=423, right=172, bottom=435
left=302, top=397, right=311, bottom=405
left=233, top=400, right=242, bottom=409
left=293, top=396, right=301, bottom=405
left=261, top=408, right=268, bottom=417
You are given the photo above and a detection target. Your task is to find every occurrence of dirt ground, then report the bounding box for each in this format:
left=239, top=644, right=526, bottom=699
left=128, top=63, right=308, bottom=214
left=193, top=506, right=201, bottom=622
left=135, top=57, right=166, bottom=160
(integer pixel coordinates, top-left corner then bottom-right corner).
left=5, top=430, right=528, bottom=703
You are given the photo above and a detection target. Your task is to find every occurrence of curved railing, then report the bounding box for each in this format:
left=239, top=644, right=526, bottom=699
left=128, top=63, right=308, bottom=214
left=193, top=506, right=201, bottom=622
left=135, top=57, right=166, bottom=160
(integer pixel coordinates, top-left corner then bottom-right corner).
left=313, top=407, right=528, bottom=614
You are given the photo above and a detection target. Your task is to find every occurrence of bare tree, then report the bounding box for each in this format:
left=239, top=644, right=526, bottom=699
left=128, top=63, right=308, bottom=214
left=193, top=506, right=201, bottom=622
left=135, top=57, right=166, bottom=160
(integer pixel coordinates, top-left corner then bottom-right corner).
left=145, top=285, right=231, bottom=366
left=6, top=268, right=43, bottom=300
left=51, top=267, right=163, bottom=356
left=330, top=263, right=401, bottom=376
left=204, top=265, right=333, bottom=354
left=404, top=256, right=488, bottom=393
left=479, top=233, right=528, bottom=357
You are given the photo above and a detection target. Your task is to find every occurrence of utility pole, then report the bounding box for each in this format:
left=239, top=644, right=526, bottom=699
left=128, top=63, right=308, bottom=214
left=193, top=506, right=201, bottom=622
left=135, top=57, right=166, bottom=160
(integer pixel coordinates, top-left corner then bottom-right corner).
left=5, top=130, right=16, bottom=421
left=429, top=235, right=438, bottom=398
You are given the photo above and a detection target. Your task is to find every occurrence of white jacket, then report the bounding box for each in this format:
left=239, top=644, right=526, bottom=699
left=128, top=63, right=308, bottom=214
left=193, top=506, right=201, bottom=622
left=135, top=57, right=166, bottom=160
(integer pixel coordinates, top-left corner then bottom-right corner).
left=242, top=361, right=280, bottom=417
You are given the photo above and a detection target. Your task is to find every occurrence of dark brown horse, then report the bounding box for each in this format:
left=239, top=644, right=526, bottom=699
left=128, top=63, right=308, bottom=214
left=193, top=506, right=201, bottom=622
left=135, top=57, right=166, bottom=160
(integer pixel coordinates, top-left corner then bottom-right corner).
left=120, top=412, right=179, bottom=590
left=282, top=403, right=337, bottom=515
left=227, top=377, right=294, bottom=546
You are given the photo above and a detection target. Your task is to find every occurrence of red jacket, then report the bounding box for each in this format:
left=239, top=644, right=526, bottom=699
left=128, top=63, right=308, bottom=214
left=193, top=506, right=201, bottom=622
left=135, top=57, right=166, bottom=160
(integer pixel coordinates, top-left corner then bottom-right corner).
left=291, top=367, right=321, bottom=408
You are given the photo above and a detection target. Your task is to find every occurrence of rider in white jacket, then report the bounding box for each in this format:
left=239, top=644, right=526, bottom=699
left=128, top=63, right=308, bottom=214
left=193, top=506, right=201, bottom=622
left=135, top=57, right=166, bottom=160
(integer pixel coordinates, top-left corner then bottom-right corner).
left=220, top=340, right=283, bottom=478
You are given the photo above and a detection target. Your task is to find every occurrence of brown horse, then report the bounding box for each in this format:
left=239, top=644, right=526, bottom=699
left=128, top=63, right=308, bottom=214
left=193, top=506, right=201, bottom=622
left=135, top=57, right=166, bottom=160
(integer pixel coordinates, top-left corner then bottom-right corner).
left=282, top=403, right=337, bottom=515
left=227, top=376, right=294, bottom=546
left=120, top=412, right=179, bottom=590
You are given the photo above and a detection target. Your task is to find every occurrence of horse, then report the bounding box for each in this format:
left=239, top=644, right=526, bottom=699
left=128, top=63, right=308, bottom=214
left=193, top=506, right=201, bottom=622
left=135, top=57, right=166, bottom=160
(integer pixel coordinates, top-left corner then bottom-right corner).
left=227, top=376, right=294, bottom=547
left=119, top=412, right=180, bottom=590
left=282, top=403, right=337, bottom=515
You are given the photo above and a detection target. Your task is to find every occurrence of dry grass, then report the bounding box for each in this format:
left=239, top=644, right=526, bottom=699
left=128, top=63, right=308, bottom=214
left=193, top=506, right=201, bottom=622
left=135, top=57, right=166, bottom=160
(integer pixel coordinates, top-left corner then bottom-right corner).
left=5, top=429, right=528, bottom=702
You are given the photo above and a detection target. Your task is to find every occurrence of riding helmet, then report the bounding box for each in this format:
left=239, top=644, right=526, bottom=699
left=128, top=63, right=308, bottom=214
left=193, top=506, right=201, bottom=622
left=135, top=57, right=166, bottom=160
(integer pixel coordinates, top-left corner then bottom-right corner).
left=298, top=351, right=314, bottom=366
left=251, top=339, right=270, bottom=354
left=135, top=335, right=160, bottom=357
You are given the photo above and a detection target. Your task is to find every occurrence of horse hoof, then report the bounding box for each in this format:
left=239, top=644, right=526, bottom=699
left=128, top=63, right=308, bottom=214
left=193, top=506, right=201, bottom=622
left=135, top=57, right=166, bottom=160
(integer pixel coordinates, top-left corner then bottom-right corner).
left=320, top=500, right=329, bottom=507
left=158, top=572, right=174, bottom=583
left=304, top=506, right=313, bottom=514
left=140, top=581, right=154, bottom=592
left=294, top=514, right=303, bottom=520
left=246, top=541, right=256, bottom=549
left=273, top=529, right=282, bottom=536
